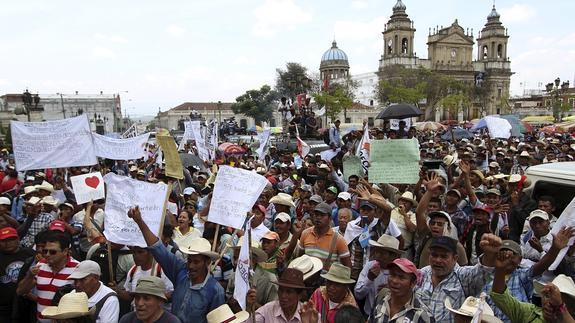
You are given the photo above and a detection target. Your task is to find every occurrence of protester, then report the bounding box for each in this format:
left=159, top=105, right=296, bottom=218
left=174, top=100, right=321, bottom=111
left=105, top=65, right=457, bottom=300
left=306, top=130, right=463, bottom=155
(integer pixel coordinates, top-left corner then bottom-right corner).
left=41, top=291, right=96, bottom=323
left=119, top=276, right=182, bottom=323
left=310, top=263, right=358, bottom=323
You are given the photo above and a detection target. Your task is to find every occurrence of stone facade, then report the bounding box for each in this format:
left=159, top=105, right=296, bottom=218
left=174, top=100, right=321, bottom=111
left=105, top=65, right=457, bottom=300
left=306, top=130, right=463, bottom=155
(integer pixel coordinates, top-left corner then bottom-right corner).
left=0, top=92, right=122, bottom=133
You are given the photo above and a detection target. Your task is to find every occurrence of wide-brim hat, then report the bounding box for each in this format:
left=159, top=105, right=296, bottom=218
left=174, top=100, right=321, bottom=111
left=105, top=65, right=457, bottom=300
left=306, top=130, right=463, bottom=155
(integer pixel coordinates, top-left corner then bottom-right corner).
left=269, top=193, right=296, bottom=208
left=445, top=297, right=502, bottom=323
left=369, top=234, right=402, bottom=254
left=443, top=155, right=456, bottom=166
left=272, top=268, right=310, bottom=289
left=36, top=180, right=54, bottom=193
left=288, top=255, right=323, bottom=280
left=207, top=304, right=250, bottom=323
left=534, top=274, right=575, bottom=299
left=179, top=237, right=219, bottom=260
left=320, top=263, right=355, bottom=284
left=41, top=291, right=96, bottom=319
left=398, top=191, right=418, bottom=207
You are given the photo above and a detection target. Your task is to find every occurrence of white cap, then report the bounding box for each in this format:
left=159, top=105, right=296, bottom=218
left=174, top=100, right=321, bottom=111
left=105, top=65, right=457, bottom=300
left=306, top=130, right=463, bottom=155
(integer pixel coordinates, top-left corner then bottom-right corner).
left=183, top=187, right=196, bottom=195
left=0, top=197, right=11, bottom=206
left=275, top=212, right=291, bottom=223
left=337, top=192, right=351, bottom=201
left=527, top=209, right=549, bottom=221
left=68, top=260, right=102, bottom=280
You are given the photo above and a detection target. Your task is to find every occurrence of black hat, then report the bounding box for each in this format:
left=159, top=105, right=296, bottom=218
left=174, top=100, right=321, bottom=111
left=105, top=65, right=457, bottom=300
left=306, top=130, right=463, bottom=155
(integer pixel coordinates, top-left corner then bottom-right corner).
left=429, top=236, right=457, bottom=254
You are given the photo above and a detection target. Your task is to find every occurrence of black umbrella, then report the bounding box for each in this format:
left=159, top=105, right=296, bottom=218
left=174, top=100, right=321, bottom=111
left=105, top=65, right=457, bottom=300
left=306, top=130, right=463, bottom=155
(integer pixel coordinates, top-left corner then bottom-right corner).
left=376, top=104, right=423, bottom=120
left=179, top=153, right=207, bottom=171
left=441, top=128, right=474, bottom=141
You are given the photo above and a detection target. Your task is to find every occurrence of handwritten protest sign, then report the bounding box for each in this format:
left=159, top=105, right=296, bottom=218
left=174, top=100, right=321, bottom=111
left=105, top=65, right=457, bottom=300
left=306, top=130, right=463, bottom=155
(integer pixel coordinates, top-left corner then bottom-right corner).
left=11, top=115, right=96, bottom=171
left=369, top=139, right=420, bottom=184
left=157, top=135, right=184, bottom=180
left=256, top=130, right=270, bottom=161
left=70, top=172, right=105, bottom=205
left=92, top=132, right=150, bottom=160
left=208, top=166, right=268, bottom=229
left=343, top=156, right=363, bottom=183
left=549, top=197, right=575, bottom=270
left=103, top=173, right=170, bottom=247
left=320, top=148, right=340, bottom=162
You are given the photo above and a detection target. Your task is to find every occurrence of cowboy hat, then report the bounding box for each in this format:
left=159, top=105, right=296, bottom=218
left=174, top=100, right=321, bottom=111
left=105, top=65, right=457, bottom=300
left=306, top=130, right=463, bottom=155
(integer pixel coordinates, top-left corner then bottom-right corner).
left=443, top=155, right=456, bottom=166
left=41, top=292, right=96, bottom=319
left=369, top=234, right=402, bottom=254
left=320, top=263, right=355, bottom=285
left=272, top=268, right=310, bottom=289
left=534, top=274, right=575, bottom=298
left=269, top=193, right=296, bottom=208
left=207, top=304, right=249, bottom=323
left=36, top=181, right=54, bottom=193
left=445, top=296, right=502, bottom=323
left=288, top=255, right=323, bottom=280
left=398, top=191, right=418, bottom=208
left=179, top=238, right=219, bottom=260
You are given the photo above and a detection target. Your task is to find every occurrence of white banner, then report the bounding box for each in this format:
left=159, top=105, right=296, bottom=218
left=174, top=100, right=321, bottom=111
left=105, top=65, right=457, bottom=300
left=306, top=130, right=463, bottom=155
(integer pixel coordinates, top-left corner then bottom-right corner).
left=178, top=121, right=201, bottom=151
left=70, top=172, right=105, bottom=205
left=206, top=120, right=218, bottom=160
left=256, top=130, right=271, bottom=160
left=233, top=217, right=252, bottom=310
left=390, top=118, right=412, bottom=130
left=11, top=115, right=96, bottom=171
left=93, top=132, right=150, bottom=160
left=103, top=173, right=169, bottom=247
left=549, top=197, right=575, bottom=270
left=208, top=166, right=268, bottom=229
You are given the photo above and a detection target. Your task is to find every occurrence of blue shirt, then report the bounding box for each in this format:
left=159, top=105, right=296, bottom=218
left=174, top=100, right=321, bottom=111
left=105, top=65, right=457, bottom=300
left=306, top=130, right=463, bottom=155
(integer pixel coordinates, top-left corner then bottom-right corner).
left=484, top=267, right=534, bottom=323
left=149, top=240, right=225, bottom=323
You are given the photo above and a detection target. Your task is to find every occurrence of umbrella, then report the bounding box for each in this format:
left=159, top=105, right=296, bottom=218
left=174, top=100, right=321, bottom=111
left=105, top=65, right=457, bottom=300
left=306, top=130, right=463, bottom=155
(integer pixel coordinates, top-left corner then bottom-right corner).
left=500, top=115, right=530, bottom=135
left=218, top=143, right=246, bottom=156
left=414, top=121, right=446, bottom=132
left=179, top=153, right=206, bottom=170
left=441, top=128, right=474, bottom=141
left=376, top=104, right=423, bottom=120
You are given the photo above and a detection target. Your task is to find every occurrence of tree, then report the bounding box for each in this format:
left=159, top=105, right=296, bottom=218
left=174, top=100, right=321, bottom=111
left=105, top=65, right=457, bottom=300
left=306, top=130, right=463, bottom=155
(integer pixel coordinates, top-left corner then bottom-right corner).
left=231, top=85, right=279, bottom=125
left=313, top=83, right=354, bottom=122
left=275, top=63, right=312, bottom=98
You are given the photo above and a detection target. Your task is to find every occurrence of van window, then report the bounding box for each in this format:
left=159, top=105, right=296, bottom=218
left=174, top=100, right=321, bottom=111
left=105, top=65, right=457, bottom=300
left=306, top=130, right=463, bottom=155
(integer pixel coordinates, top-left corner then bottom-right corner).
left=531, top=180, right=575, bottom=216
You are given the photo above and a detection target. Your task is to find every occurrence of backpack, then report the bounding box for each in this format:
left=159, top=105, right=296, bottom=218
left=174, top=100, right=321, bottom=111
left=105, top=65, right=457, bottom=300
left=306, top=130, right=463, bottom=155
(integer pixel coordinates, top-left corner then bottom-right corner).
left=89, top=243, right=132, bottom=284
left=126, top=264, right=163, bottom=287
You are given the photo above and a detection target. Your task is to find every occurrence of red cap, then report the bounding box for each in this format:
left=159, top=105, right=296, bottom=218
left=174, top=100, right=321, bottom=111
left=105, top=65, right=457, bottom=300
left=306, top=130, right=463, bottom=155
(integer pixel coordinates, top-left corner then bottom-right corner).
left=0, top=227, right=18, bottom=240
left=472, top=205, right=493, bottom=215
left=252, top=204, right=267, bottom=215
left=48, top=220, right=66, bottom=232
left=386, top=258, right=421, bottom=284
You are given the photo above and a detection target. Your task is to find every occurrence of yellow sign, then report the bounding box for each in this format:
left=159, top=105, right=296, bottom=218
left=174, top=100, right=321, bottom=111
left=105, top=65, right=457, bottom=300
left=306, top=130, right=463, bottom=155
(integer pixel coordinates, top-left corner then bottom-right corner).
left=157, top=135, right=184, bottom=180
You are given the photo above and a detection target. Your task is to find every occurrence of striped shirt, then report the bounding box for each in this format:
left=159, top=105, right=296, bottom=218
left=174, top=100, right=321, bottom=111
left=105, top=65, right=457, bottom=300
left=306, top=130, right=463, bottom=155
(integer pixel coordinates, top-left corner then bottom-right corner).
left=36, top=256, right=79, bottom=322
left=299, top=227, right=350, bottom=270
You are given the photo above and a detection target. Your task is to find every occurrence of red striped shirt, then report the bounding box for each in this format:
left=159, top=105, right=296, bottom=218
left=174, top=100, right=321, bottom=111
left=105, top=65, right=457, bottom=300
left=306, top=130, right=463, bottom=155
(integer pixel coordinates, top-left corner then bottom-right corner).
left=35, top=257, right=79, bottom=322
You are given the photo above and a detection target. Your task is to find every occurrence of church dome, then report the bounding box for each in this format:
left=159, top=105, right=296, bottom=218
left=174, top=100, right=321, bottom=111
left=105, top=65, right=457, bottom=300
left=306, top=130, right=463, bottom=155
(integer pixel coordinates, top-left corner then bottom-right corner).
left=488, top=5, right=500, bottom=19
left=393, top=0, right=407, bottom=11
left=321, top=41, right=348, bottom=62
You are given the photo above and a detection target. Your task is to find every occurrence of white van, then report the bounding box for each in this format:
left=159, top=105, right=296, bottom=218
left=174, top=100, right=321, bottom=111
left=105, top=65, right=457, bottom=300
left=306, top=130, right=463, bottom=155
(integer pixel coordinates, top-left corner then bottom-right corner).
left=526, top=162, right=575, bottom=215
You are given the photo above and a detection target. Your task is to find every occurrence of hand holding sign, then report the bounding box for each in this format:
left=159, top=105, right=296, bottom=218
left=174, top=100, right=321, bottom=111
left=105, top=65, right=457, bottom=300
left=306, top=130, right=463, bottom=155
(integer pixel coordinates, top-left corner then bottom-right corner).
left=70, top=172, right=105, bottom=205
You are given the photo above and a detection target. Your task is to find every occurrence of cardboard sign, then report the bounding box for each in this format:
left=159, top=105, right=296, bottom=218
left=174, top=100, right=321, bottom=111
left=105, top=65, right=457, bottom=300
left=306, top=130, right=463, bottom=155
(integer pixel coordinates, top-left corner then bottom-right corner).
left=92, top=132, right=150, bottom=160
left=343, top=155, right=363, bottom=182
left=11, top=115, right=96, bottom=171
left=369, top=139, right=420, bottom=184
left=157, top=135, right=184, bottom=180
left=103, top=173, right=170, bottom=247
left=208, top=166, right=268, bottom=229
left=70, top=172, right=105, bottom=205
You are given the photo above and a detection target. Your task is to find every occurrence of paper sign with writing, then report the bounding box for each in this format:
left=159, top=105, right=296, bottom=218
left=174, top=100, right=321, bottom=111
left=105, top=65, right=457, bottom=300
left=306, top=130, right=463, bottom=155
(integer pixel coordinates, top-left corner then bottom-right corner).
left=343, top=155, right=363, bottom=183
left=11, top=115, right=97, bottom=171
left=549, top=197, right=575, bottom=270
left=389, top=118, right=412, bottom=130
left=103, top=173, right=169, bottom=247
left=157, top=135, right=184, bottom=180
left=92, top=132, right=150, bottom=160
left=70, top=172, right=105, bottom=205
left=208, top=166, right=268, bottom=229
left=369, top=139, right=420, bottom=184
left=320, top=148, right=340, bottom=162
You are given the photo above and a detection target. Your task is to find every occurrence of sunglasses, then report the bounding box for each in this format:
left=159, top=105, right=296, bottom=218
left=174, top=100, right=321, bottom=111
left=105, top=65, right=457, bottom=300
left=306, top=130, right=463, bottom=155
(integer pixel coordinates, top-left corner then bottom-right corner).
left=41, top=249, right=61, bottom=255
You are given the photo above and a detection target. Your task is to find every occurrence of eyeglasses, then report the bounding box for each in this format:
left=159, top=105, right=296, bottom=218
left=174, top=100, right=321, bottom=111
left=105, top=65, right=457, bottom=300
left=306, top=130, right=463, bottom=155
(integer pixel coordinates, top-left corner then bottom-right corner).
left=41, top=249, right=61, bottom=255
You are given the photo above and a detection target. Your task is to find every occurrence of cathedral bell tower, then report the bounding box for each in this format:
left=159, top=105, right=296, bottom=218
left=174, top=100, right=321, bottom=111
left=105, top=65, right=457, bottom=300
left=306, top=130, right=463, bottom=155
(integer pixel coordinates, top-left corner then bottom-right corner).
left=382, top=0, right=416, bottom=59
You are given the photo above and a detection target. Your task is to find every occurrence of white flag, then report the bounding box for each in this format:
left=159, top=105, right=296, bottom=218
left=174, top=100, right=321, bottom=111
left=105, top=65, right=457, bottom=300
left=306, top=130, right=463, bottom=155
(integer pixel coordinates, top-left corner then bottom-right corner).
left=233, top=217, right=252, bottom=310
left=295, top=126, right=310, bottom=157
left=356, top=123, right=371, bottom=174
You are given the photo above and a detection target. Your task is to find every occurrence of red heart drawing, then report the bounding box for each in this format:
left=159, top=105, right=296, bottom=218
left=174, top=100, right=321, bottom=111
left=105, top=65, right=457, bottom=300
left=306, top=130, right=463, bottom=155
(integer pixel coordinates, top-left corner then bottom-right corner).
left=85, top=176, right=100, bottom=189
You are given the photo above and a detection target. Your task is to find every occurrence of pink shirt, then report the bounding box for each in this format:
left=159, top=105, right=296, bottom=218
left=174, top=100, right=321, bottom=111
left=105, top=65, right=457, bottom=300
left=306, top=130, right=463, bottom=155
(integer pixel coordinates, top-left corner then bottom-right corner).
left=254, top=300, right=312, bottom=323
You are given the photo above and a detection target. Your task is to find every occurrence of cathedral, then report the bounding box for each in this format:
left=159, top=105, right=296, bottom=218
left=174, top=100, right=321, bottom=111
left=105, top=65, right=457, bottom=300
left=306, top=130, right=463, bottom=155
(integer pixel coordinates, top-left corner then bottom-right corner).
left=320, top=0, right=513, bottom=121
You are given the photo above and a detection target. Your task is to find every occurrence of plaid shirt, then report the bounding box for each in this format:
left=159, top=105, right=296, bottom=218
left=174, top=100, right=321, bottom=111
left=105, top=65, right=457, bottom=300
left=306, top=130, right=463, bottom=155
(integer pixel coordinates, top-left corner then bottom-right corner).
left=21, top=212, right=54, bottom=248
left=416, top=262, right=494, bottom=323
left=483, top=267, right=534, bottom=323
left=369, top=291, right=435, bottom=323
left=446, top=206, right=470, bottom=238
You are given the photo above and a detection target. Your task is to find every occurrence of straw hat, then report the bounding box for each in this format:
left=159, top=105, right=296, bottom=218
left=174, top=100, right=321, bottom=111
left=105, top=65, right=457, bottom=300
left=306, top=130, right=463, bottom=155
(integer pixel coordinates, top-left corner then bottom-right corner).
left=320, top=263, right=355, bottom=284
left=445, top=296, right=502, bottom=323
left=534, top=274, right=575, bottom=298
left=207, top=304, right=249, bottom=323
left=41, top=196, right=59, bottom=206
left=368, top=234, right=402, bottom=254
left=269, top=193, right=296, bottom=208
left=288, top=255, right=323, bottom=280
left=36, top=181, right=54, bottom=193
left=22, top=185, right=38, bottom=196
left=443, top=155, right=456, bottom=166
left=398, top=191, right=418, bottom=208
left=179, top=238, right=219, bottom=260
left=41, top=292, right=96, bottom=319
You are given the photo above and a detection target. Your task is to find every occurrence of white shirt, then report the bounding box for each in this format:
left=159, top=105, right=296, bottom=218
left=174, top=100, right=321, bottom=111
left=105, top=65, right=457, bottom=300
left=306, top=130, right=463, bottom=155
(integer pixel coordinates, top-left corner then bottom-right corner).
left=173, top=227, right=202, bottom=249
left=123, top=265, right=174, bottom=310
left=85, top=282, right=120, bottom=323
left=354, top=260, right=389, bottom=315
left=251, top=222, right=271, bottom=243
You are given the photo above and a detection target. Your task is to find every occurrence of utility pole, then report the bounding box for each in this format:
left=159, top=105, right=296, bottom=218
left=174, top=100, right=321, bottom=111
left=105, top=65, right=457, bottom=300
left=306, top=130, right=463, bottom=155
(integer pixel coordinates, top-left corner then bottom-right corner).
left=60, top=93, right=66, bottom=118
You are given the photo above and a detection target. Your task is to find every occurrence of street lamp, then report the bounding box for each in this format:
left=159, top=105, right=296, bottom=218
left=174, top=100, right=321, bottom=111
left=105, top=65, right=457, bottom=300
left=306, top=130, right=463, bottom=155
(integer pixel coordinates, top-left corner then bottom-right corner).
left=545, top=77, right=570, bottom=122
left=15, top=89, right=40, bottom=121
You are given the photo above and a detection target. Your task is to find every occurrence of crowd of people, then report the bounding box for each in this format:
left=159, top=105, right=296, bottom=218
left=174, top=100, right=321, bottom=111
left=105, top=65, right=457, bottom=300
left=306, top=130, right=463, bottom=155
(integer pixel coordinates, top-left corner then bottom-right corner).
left=1, top=123, right=575, bottom=323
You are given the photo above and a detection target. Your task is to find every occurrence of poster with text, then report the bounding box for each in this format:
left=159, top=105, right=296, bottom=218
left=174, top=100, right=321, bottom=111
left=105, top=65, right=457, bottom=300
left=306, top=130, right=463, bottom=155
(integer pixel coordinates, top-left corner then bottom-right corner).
left=369, top=139, right=420, bottom=184
left=92, top=132, right=150, bottom=160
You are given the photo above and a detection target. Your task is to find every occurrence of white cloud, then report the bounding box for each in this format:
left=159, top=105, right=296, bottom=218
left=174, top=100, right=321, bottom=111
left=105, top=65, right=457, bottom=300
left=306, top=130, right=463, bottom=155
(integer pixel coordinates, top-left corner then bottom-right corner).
left=93, top=33, right=127, bottom=43
left=333, top=17, right=386, bottom=41
left=233, top=56, right=256, bottom=65
left=351, top=0, right=368, bottom=9
left=252, top=0, right=312, bottom=37
left=166, top=24, right=185, bottom=37
left=500, top=4, right=536, bottom=23
left=92, top=47, right=116, bottom=59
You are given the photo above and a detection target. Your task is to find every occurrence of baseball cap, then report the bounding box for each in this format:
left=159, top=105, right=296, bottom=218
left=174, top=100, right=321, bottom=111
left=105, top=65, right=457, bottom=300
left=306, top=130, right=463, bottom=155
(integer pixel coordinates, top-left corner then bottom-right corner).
left=0, top=227, right=18, bottom=240
left=500, top=240, right=522, bottom=256
left=386, top=258, right=422, bottom=283
left=135, top=276, right=167, bottom=301
left=473, top=205, right=492, bottom=215
left=429, top=236, right=458, bottom=254
left=183, top=187, right=196, bottom=196
left=68, top=260, right=102, bottom=279
left=309, top=195, right=323, bottom=204
left=428, top=211, right=450, bottom=221
left=359, top=201, right=376, bottom=210
left=326, top=186, right=338, bottom=195
left=300, top=184, right=312, bottom=192
left=337, top=192, right=351, bottom=201
left=446, top=189, right=461, bottom=199
left=314, top=202, right=332, bottom=215
left=262, top=231, right=280, bottom=242
left=48, top=220, right=67, bottom=232
left=527, top=209, right=549, bottom=221
left=0, top=197, right=11, bottom=206
left=275, top=212, right=291, bottom=223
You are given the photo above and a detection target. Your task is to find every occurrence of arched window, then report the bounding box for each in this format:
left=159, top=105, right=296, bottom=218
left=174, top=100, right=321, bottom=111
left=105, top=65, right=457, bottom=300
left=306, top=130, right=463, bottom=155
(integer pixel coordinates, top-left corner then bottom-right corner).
left=387, top=39, right=393, bottom=54
left=401, top=38, right=408, bottom=54
left=370, top=100, right=374, bottom=106
left=497, top=44, right=503, bottom=59
left=482, top=45, right=488, bottom=60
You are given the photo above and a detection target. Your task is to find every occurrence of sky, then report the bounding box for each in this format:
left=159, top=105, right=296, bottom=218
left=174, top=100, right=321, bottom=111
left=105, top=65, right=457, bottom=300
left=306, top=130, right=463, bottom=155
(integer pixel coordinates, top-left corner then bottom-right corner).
left=1, top=0, right=574, bottom=116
